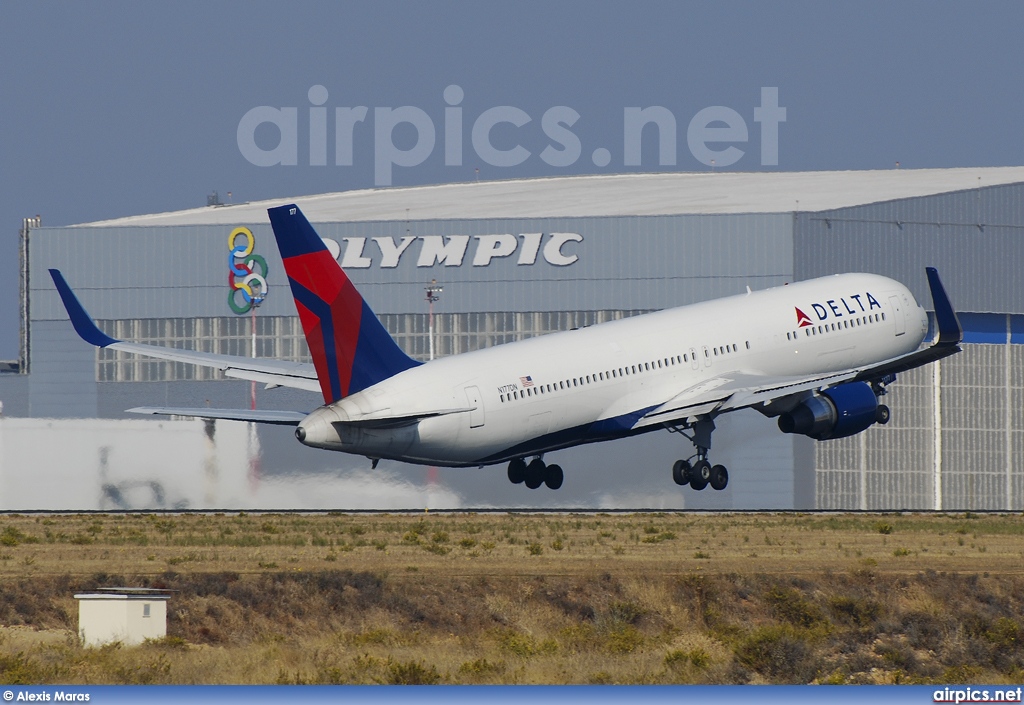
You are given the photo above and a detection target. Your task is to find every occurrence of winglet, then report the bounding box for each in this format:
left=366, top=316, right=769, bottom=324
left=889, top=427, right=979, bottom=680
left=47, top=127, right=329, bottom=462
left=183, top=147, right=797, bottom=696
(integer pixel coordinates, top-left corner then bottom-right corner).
left=925, top=267, right=962, bottom=346
left=48, top=269, right=118, bottom=347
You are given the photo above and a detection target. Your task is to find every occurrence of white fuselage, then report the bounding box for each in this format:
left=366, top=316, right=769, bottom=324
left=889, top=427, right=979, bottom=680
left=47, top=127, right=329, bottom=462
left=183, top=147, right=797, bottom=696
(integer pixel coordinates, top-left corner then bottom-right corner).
left=297, top=273, right=928, bottom=466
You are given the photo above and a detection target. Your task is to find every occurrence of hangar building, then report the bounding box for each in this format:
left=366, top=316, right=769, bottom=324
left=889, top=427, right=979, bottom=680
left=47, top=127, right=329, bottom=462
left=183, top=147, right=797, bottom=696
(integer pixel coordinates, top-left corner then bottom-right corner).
left=3, top=168, right=1022, bottom=510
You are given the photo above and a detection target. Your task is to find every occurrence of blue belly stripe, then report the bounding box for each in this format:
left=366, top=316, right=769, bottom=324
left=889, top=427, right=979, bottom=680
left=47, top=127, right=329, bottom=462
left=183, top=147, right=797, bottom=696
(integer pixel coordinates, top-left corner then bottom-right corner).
left=477, top=405, right=659, bottom=464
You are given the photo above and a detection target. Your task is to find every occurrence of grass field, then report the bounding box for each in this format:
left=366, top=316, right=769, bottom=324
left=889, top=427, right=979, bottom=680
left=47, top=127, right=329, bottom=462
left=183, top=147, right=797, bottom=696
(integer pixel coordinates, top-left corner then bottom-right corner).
left=1, top=511, right=1023, bottom=685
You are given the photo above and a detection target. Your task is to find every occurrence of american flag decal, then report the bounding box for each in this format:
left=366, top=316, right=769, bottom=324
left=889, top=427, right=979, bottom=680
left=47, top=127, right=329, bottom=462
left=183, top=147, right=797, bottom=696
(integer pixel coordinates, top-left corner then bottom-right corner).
left=520, top=375, right=534, bottom=388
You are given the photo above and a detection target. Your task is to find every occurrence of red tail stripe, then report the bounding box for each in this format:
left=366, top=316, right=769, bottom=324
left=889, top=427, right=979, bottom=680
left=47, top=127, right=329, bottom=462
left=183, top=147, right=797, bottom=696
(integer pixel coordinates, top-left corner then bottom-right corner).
left=294, top=299, right=332, bottom=404
left=285, top=250, right=366, bottom=400
left=284, top=251, right=346, bottom=302
left=330, top=281, right=363, bottom=398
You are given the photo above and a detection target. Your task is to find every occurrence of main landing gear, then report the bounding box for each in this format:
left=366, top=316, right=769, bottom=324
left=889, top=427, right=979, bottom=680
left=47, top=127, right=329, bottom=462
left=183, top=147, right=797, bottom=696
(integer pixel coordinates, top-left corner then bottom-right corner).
left=667, top=417, right=729, bottom=492
left=508, top=456, right=563, bottom=490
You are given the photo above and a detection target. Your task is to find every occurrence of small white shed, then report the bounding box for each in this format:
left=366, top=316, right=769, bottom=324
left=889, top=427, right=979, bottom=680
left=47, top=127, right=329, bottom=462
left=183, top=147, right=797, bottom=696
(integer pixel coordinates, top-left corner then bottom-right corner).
left=74, top=587, right=172, bottom=647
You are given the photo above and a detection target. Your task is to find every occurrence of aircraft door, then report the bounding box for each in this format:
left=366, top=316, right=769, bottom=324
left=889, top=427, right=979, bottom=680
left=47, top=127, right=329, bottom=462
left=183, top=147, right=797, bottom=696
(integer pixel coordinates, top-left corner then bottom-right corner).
left=702, top=346, right=711, bottom=368
left=464, top=385, right=484, bottom=428
left=689, top=348, right=699, bottom=370
left=888, top=295, right=906, bottom=336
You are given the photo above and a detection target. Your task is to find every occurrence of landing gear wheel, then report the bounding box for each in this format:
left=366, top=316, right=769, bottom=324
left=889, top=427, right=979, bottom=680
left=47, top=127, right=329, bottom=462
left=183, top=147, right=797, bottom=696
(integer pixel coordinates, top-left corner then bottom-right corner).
left=710, top=464, right=729, bottom=491
left=525, top=459, right=546, bottom=489
left=507, top=458, right=526, bottom=484
left=690, top=460, right=711, bottom=491
left=672, top=459, right=691, bottom=486
left=544, top=464, right=563, bottom=490
left=875, top=404, right=891, bottom=425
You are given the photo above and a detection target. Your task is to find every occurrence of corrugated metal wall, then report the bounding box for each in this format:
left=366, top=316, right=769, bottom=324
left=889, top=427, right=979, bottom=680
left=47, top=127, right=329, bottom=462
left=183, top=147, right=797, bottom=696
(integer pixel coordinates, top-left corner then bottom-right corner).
left=816, top=363, right=936, bottom=510
left=817, top=339, right=1024, bottom=511
left=797, top=183, right=1024, bottom=510
left=30, top=214, right=793, bottom=322
left=27, top=321, right=96, bottom=418
left=794, top=183, right=1024, bottom=314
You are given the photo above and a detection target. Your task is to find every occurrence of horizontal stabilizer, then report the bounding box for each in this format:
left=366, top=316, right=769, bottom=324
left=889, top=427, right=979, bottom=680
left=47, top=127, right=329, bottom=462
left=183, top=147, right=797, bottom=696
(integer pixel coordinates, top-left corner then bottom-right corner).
left=222, top=368, right=321, bottom=392
left=338, top=407, right=475, bottom=429
left=127, top=407, right=307, bottom=425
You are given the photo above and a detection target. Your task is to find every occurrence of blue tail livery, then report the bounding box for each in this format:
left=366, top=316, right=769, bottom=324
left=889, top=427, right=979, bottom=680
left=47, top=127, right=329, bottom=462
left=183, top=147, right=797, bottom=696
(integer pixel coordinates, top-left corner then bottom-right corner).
left=267, top=204, right=420, bottom=403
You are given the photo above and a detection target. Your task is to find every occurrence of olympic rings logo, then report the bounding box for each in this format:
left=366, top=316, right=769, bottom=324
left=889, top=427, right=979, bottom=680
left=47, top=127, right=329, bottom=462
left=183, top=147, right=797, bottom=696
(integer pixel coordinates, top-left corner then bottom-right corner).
left=228, top=227, right=269, bottom=314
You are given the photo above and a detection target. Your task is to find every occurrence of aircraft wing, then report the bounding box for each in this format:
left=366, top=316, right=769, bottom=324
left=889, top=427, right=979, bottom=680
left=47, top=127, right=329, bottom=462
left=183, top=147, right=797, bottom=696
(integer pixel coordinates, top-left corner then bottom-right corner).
left=634, top=266, right=962, bottom=429
left=50, top=269, right=320, bottom=393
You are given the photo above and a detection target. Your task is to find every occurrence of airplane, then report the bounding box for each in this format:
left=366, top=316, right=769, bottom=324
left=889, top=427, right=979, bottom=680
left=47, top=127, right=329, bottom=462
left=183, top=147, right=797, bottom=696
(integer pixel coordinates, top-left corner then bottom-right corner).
left=49, top=203, right=963, bottom=492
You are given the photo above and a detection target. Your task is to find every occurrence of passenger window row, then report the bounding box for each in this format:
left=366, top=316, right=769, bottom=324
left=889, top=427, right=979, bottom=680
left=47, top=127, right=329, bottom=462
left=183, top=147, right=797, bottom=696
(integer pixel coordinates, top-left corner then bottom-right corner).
left=498, top=340, right=749, bottom=403
left=785, top=312, right=886, bottom=341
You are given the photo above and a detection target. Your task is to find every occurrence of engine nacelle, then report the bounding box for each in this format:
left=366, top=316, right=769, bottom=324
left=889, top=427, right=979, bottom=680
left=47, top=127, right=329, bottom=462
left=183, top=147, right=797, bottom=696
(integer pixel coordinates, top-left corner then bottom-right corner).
left=778, top=382, right=881, bottom=440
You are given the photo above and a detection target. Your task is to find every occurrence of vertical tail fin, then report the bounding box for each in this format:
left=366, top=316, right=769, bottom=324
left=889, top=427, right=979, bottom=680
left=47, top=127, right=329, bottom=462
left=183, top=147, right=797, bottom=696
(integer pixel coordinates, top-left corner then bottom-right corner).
left=268, top=204, right=420, bottom=403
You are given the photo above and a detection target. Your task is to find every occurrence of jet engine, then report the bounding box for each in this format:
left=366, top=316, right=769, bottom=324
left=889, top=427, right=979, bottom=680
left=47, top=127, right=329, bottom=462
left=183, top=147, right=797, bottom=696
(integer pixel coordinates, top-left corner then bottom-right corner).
left=778, top=382, right=888, bottom=440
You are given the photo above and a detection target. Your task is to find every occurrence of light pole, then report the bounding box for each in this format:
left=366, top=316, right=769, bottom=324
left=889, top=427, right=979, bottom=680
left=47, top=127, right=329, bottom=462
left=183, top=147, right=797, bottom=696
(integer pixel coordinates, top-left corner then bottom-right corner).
left=247, top=289, right=265, bottom=493
left=424, top=279, right=442, bottom=361
left=249, top=295, right=262, bottom=410
left=246, top=275, right=267, bottom=411
left=423, top=279, right=443, bottom=509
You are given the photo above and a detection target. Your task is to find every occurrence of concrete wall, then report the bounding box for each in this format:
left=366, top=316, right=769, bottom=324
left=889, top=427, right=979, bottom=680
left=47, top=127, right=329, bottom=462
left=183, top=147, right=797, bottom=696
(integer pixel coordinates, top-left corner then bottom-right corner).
left=0, top=417, right=250, bottom=510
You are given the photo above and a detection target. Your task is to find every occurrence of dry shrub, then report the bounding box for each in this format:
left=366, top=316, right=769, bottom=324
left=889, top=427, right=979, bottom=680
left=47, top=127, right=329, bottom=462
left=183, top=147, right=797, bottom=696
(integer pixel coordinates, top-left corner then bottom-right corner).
left=607, top=600, right=646, bottom=626
left=0, top=576, right=76, bottom=628
left=491, top=628, right=557, bottom=658
left=0, top=651, right=54, bottom=684
left=664, top=647, right=711, bottom=670
left=458, top=657, right=506, bottom=680
left=604, top=625, right=645, bottom=654
left=386, top=659, right=443, bottom=684
left=874, top=638, right=921, bottom=673
left=536, top=581, right=597, bottom=621
left=828, top=595, right=882, bottom=628
left=986, top=617, right=1022, bottom=652
left=899, top=610, right=947, bottom=651
left=764, top=585, right=828, bottom=631
left=735, top=625, right=820, bottom=683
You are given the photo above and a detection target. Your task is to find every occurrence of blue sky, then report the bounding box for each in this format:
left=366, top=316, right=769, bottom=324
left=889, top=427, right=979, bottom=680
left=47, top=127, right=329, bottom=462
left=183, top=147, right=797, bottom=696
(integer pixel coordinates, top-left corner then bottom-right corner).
left=2, top=1, right=1023, bottom=359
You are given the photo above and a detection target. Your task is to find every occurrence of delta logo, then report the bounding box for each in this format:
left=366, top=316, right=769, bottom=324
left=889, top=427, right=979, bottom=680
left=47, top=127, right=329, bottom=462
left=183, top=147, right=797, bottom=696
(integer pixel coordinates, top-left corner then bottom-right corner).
left=796, top=292, right=882, bottom=326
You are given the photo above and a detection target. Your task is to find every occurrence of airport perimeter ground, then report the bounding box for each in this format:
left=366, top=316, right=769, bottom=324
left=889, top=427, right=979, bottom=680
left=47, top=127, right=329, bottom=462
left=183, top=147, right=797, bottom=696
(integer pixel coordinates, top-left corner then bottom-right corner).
left=1, top=511, right=1023, bottom=685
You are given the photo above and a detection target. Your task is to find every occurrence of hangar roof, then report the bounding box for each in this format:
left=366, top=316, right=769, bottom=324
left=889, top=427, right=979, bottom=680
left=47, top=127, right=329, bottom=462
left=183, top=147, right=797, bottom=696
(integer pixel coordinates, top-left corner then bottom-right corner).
left=77, top=167, right=1024, bottom=227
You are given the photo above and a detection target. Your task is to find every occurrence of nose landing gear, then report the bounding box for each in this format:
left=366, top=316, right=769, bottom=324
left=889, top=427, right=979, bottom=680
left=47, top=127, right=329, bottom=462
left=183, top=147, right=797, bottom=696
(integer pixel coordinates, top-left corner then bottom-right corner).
left=667, top=417, right=729, bottom=491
